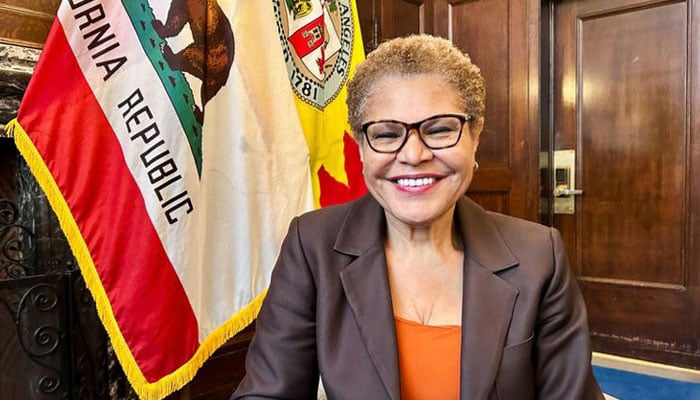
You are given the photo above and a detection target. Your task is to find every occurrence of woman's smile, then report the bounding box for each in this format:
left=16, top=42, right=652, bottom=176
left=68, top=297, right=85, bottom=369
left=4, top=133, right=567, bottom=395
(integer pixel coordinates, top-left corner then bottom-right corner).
left=395, top=176, right=438, bottom=189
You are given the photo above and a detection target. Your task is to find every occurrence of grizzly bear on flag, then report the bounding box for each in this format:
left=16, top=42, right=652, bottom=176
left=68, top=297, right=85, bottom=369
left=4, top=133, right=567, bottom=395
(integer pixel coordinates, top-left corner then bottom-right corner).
left=152, top=0, right=234, bottom=124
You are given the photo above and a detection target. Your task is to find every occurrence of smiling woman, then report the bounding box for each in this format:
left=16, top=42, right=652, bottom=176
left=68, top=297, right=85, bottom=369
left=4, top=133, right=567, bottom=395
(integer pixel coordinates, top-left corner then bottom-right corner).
left=231, top=34, right=605, bottom=400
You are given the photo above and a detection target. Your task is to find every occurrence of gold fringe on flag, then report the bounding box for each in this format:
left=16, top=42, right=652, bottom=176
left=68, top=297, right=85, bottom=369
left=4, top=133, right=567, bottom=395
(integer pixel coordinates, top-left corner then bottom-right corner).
left=9, top=117, right=266, bottom=400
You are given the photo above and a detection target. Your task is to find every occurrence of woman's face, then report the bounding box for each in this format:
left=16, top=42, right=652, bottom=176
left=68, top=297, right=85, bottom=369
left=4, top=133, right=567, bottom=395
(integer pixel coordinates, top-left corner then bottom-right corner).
left=358, top=74, right=483, bottom=228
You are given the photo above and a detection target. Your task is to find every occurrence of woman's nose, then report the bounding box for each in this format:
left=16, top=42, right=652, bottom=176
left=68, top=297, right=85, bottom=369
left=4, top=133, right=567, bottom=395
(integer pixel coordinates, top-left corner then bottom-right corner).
left=396, top=130, right=433, bottom=164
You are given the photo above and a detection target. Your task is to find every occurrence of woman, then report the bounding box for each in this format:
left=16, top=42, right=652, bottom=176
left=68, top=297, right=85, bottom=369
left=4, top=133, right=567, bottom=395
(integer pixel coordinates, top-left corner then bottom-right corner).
left=232, top=34, right=603, bottom=400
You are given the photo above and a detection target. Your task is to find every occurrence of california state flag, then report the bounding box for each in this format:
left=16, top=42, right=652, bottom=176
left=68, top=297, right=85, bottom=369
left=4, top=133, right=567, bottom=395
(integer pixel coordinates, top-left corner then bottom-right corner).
left=1, top=1, right=367, bottom=398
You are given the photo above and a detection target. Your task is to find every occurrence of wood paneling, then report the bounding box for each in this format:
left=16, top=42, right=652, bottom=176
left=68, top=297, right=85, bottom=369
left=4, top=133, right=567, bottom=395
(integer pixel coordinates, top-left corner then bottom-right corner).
left=0, top=1, right=59, bottom=48
left=357, top=0, right=430, bottom=52
left=379, top=0, right=429, bottom=41
left=2, top=0, right=57, bottom=13
left=357, top=0, right=377, bottom=54
left=551, top=0, right=700, bottom=368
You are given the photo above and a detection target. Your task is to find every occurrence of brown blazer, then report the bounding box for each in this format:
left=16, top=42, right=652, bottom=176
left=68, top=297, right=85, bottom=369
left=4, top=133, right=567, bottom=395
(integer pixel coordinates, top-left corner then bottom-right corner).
left=232, top=195, right=604, bottom=400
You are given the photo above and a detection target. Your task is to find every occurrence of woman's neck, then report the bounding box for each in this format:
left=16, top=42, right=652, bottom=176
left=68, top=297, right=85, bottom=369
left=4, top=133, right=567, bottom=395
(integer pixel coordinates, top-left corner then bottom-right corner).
left=384, top=207, right=465, bottom=325
left=384, top=206, right=462, bottom=257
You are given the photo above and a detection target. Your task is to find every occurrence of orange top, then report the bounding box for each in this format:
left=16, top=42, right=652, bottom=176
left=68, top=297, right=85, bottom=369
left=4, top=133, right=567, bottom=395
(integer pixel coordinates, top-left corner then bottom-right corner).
left=394, top=316, right=461, bottom=400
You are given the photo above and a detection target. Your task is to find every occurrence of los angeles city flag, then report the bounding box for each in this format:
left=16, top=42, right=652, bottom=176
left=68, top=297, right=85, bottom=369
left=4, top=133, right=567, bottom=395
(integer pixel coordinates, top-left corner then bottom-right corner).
left=277, top=0, right=367, bottom=206
left=6, top=0, right=364, bottom=399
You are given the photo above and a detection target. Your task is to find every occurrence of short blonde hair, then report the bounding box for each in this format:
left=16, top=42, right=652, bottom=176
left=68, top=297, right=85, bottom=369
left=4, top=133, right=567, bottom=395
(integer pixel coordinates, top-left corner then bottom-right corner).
left=346, top=34, right=485, bottom=139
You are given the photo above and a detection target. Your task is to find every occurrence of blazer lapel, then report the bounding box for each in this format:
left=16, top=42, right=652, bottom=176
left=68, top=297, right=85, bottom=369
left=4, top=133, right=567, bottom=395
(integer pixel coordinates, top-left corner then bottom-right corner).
left=456, top=197, right=520, bottom=400
left=336, top=196, right=401, bottom=400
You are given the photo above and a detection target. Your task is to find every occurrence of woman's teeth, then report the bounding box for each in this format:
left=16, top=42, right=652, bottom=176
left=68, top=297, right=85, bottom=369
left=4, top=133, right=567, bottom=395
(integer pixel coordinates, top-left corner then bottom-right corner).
left=397, top=177, right=435, bottom=187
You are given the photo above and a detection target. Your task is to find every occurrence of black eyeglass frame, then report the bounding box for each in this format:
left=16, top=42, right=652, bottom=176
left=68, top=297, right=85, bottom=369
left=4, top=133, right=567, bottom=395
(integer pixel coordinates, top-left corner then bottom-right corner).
left=360, top=113, right=472, bottom=154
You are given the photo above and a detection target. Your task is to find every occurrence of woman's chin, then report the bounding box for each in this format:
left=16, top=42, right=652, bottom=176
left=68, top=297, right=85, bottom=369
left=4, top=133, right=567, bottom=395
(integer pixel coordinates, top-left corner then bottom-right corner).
left=384, top=206, right=453, bottom=230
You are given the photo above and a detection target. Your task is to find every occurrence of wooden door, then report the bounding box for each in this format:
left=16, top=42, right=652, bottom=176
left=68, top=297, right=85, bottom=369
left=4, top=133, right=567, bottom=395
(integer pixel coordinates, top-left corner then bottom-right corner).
left=551, top=0, right=700, bottom=367
left=357, top=0, right=542, bottom=221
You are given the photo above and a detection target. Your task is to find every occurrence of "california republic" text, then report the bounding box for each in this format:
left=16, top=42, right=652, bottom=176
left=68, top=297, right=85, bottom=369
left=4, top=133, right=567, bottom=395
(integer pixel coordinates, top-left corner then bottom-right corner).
left=118, top=89, right=194, bottom=225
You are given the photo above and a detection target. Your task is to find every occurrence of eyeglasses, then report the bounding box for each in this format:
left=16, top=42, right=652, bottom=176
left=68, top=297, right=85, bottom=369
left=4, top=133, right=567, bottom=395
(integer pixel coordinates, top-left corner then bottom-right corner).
left=361, top=113, right=471, bottom=153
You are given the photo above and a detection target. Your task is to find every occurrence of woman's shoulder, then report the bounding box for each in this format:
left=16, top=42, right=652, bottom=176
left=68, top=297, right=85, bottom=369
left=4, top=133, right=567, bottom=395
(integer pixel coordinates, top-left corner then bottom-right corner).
left=461, top=199, right=565, bottom=284
left=287, top=194, right=384, bottom=261
left=293, top=194, right=381, bottom=238
left=296, top=195, right=367, bottom=225
left=485, top=210, right=552, bottom=237
left=459, top=196, right=553, bottom=239
left=459, top=197, right=559, bottom=262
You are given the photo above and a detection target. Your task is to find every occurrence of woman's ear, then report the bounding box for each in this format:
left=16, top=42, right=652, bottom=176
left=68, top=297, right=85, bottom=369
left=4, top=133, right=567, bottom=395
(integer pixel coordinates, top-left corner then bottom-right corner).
left=470, top=117, right=485, bottom=152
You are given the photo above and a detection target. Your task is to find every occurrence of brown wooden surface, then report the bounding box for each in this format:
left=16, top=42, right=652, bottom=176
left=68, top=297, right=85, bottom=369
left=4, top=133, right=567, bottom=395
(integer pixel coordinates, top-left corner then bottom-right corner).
left=551, top=0, right=700, bottom=368
left=0, top=1, right=59, bottom=48
left=376, top=0, right=430, bottom=45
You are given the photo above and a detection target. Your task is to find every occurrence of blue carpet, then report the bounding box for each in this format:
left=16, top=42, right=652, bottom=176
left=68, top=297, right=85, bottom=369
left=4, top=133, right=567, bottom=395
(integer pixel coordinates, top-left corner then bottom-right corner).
left=593, top=366, right=700, bottom=400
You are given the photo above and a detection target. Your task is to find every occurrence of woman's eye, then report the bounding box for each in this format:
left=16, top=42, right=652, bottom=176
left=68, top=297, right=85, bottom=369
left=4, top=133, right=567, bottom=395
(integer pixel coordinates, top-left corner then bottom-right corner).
left=424, top=126, right=454, bottom=136
left=372, top=131, right=402, bottom=140
left=368, top=124, right=403, bottom=140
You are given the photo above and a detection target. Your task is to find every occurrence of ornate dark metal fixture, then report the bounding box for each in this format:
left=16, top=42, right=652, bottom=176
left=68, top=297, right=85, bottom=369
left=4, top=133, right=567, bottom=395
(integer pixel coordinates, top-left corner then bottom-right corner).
left=0, top=199, right=36, bottom=279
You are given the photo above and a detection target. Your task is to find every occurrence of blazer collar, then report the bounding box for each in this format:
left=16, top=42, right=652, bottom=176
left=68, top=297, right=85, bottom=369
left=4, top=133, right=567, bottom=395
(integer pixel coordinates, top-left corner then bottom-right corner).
left=334, top=194, right=386, bottom=256
left=336, top=195, right=520, bottom=400
left=455, top=196, right=519, bottom=272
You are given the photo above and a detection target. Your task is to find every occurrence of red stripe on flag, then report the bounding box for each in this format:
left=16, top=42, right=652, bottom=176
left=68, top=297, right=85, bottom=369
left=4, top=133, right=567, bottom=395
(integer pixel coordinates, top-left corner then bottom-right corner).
left=18, top=22, right=199, bottom=382
left=288, top=16, right=324, bottom=59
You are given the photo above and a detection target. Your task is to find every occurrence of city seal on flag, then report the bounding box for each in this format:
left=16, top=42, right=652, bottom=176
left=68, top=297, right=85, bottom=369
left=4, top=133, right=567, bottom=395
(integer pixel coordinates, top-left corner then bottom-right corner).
left=274, top=0, right=355, bottom=110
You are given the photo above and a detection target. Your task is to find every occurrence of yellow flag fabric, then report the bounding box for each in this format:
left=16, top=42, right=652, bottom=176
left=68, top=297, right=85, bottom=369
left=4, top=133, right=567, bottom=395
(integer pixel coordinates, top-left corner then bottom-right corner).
left=275, top=0, right=367, bottom=207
